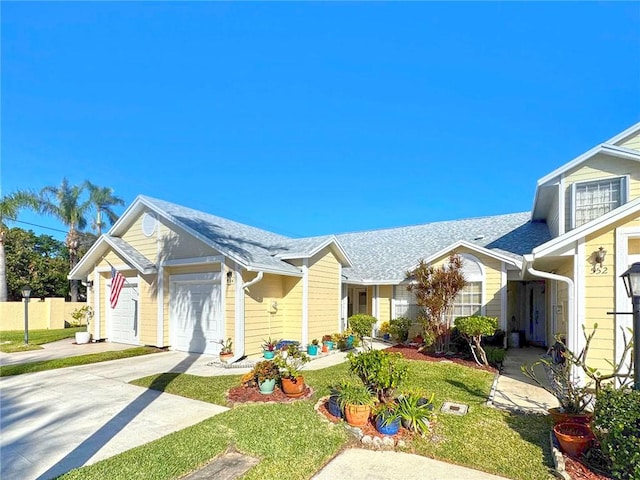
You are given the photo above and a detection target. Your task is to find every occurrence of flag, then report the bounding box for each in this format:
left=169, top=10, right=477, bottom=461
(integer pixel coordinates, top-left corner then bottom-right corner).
left=110, top=267, right=126, bottom=309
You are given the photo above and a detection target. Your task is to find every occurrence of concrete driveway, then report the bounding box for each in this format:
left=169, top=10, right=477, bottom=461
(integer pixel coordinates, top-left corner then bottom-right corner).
left=0, top=351, right=236, bottom=480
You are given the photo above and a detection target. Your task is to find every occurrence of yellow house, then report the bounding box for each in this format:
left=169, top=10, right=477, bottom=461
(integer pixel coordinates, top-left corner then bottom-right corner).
left=70, top=122, right=640, bottom=373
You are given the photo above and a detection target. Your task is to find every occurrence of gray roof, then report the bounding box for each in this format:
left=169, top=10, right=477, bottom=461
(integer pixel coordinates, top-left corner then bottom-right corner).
left=107, top=237, right=157, bottom=274
left=138, top=196, right=550, bottom=282
left=336, top=213, right=551, bottom=283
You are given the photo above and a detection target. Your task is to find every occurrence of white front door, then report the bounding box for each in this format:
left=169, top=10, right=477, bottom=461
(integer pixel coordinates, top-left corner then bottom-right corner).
left=526, top=281, right=546, bottom=346
left=170, top=273, right=223, bottom=354
left=109, top=283, right=139, bottom=345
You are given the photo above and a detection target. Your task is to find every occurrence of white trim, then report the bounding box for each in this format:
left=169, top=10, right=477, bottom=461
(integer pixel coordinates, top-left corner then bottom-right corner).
left=606, top=122, right=640, bottom=146
left=169, top=272, right=221, bottom=283
left=97, top=264, right=133, bottom=273
left=410, top=240, right=522, bottom=272
left=559, top=177, right=565, bottom=236
left=570, top=175, right=628, bottom=230
left=302, top=259, right=309, bottom=343
left=391, top=285, right=397, bottom=320
left=163, top=256, right=224, bottom=267
left=574, top=240, right=586, bottom=362
left=533, top=197, right=640, bottom=258
left=157, top=265, right=164, bottom=347
left=339, top=266, right=344, bottom=331
left=234, top=265, right=245, bottom=358
left=500, top=262, right=507, bottom=331
left=275, top=236, right=353, bottom=267
left=93, top=270, right=101, bottom=341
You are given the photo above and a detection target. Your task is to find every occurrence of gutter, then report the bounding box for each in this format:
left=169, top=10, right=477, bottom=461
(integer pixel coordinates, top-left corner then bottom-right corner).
left=523, top=254, right=576, bottom=355
left=228, top=270, right=264, bottom=364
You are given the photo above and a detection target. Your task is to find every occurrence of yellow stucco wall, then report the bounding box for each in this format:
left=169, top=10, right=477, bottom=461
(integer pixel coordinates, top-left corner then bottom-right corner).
left=307, top=248, right=341, bottom=343
left=563, top=154, right=640, bottom=231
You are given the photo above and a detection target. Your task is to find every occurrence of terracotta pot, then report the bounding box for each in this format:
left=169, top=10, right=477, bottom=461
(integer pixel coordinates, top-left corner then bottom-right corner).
left=219, top=352, right=233, bottom=363
left=548, top=407, right=593, bottom=425
left=553, top=422, right=593, bottom=458
left=281, top=376, right=306, bottom=398
left=344, top=404, right=371, bottom=427
left=321, top=344, right=329, bottom=353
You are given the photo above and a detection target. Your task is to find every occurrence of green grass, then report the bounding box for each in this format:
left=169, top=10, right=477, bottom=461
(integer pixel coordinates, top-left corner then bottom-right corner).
left=0, top=327, right=85, bottom=352
left=60, top=358, right=554, bottom=480
left=0, top=346, right=163, bottom=376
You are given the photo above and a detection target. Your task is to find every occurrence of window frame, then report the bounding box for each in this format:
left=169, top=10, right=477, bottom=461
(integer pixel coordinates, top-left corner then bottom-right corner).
left=570, top=175, right=628, bottom=229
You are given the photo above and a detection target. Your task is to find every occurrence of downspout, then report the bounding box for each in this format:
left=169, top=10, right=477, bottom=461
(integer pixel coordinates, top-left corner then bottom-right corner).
left=228, top=270, right=264, bottom=364
left=523, top=254, right=576, bottom=354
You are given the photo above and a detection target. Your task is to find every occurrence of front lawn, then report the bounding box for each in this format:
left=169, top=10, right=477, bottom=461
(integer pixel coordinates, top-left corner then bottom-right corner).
left=0, top=327, right=85, bottom=353
left=0, top=347, right=163, bottom=376
left=61, top=358, right=553, bottom=480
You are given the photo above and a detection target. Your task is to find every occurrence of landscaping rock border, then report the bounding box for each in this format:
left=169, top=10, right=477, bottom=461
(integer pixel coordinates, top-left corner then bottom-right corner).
left=549, top=431, right=571, bottom=480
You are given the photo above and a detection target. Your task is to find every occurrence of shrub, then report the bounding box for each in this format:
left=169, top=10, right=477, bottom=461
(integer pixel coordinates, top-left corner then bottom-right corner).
left=347, top=349, right=408, bottom=403
left=389, top=317, right=412, bottom=342
left=348, top=314, right=377, bottom=350
left=397, top=390, right=435, bottom=435
left=484, top=346, right=506, bottom=366
left=453, top=315, right=498, bottom=366
left=251, top=360, right=280, bottom=383
left=592, top=386, right=640, bottom=480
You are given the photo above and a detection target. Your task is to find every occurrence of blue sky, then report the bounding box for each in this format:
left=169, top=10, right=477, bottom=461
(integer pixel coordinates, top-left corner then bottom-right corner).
left=2, top=2, right=639, bottom=242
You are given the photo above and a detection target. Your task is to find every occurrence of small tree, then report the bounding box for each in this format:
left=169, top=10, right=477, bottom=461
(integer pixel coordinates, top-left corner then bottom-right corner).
left=348, top=314, right=377, bottom=351
left=407, top=253, right=467, bottom=352
left=454, top=315, right=498, bottom=366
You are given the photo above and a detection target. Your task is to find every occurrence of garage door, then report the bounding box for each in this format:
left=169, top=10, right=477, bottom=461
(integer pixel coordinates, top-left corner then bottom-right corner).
left=170, top=273, right=223, bottom=354
left=109, top=283, right=139, bottom=345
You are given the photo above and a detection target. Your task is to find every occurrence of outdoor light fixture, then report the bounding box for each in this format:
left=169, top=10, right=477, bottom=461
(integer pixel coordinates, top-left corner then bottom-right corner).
left=226, top=271, right=233, bottom=285
left=620, top=262, right=640, bottom=390
left=22, top=286, right=31, bottom=345
left=595, top=247, right=607, bottom=266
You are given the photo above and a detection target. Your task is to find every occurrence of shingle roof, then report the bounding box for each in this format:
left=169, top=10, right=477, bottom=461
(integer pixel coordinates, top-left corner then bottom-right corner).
left=336, top=213, right=551, bottom=283
left=138, top=196, right=550, bottom=283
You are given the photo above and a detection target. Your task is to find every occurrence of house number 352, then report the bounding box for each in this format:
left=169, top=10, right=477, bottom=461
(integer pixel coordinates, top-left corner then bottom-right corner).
left=591, top=265, right=608, bottom=274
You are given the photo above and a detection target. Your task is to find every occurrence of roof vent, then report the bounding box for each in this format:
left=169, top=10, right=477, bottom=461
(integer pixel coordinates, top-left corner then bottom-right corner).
left=473, top=235, right=485, bottom=241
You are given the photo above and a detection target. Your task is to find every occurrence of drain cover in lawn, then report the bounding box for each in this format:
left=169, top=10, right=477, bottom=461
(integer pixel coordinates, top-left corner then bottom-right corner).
left=441, top=402, right=469, bottom=416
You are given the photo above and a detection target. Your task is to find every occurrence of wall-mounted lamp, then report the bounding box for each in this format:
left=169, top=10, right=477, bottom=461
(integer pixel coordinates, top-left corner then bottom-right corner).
left=595, top=247, right=607, bottom=266
left=226, top=271, right=234, bottom=285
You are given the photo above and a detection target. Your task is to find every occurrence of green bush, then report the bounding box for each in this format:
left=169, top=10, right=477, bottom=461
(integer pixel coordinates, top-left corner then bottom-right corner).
left=592, top=386, right=640, bottom=480
left=453, top=315, right=498, bottom=366
left=347, top=349, right=408, bottom=403
left=484, top=346, right=506, bottom=365
left=389, top=317, right=412, bottom=342
left=348, top=314, right=377, bottom=347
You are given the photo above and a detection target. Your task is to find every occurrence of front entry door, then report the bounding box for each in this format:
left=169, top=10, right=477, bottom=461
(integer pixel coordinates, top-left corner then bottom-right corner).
left=526, top=281, right=546, bottom=346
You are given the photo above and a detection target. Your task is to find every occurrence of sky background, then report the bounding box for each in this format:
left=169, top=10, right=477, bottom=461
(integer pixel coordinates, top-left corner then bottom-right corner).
left=2, top=2, right=639, bottom=242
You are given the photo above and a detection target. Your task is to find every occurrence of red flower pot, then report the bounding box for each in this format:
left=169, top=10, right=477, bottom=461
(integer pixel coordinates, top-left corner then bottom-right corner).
left=344, top=404, right=371, bottom=427
left=548, top=407, right=593, bottom=426
left=281, top=376, right=306, bottom=398
left=553, top=422, right=593, bottom=458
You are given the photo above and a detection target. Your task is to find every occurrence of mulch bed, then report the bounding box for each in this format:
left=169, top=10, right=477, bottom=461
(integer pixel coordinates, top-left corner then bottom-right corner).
left=226, top=384, right=313, bottom=406
left=564, top=454, right=612, bottom=480
left=383, top=344, right=497, bottom=373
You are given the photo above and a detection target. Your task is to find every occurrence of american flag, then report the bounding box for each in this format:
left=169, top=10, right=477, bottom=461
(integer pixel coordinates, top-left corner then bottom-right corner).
left=110, top=267, right=126, bottom=309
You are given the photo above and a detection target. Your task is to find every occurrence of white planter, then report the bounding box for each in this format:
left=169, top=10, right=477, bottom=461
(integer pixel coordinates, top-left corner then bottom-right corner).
left=75, top=332, right=91, bottom=344
left=509, top=332, right=520, bottom=348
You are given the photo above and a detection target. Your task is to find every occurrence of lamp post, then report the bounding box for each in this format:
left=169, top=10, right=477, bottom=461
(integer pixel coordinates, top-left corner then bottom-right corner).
left=22, top=286, right=31, bottom=345
left=620, top=262, right=640, bottom=390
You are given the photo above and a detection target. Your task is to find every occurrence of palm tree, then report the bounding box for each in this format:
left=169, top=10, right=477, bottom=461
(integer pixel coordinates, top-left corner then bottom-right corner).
left=39, top=179, right=90, bottom=302
left=84, top=181, right=125, bottom=235
left=0, top=191, right=41, bottom=301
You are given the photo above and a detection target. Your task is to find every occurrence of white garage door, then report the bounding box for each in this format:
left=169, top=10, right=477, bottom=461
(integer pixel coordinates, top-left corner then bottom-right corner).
left=109, top=283, right=139, bottom=345
left=170, top=273, right=223, bottom=354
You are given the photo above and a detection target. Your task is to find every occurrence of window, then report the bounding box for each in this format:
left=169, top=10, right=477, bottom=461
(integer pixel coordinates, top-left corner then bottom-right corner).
left=572, top=177, right=626, bottom=228
left=447, top=282, right=482, bottom=323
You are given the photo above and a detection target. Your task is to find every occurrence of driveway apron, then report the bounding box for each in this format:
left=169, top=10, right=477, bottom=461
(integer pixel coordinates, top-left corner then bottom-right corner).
left=0, top=351, right=230, bottom=480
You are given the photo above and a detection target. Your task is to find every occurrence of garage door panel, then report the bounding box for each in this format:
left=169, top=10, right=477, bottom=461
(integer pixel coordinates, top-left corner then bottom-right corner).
left=170, top=279, right=223, bottom=354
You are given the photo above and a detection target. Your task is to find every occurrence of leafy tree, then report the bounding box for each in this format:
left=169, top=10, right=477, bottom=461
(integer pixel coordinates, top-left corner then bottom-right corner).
left=84, top=181, right=125, bottom=235
left=4, top=227, right=69, bottom=300
left=39, top=178, right=91, bottom=301
left=407, top=253, right=467, bottom=352
left=0, top=191, right=40, bottom=301
left=454, top=315, right=498, bottom=366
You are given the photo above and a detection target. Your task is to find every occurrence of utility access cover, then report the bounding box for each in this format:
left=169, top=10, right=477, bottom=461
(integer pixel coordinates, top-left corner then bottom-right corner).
left=441, top=402, right=469, bottom=416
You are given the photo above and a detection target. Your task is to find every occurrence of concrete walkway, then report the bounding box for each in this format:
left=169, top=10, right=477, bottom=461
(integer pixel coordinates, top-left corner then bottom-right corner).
left=489, top=346, right=558, bottom=413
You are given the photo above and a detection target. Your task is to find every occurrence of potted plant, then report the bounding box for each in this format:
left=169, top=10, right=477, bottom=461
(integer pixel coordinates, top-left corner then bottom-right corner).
left=72, top=305, right=93, bottom=344
left=389, top=317, right=412, bottom=343
left=347, top=314, right=377, bottom=351
left=251, top=360, right=280, bottom=395
left=326, top=384, right=344, bottom=419
left=307, top=338, right=319, bottom=356
left=553, top=422, right=594, bottom=458
left=336, top=381, right=376, bottom=427
left=219, top=338, right=233, bottom=363
left=373, top=401, right=401, bottom=435
left=397, top=391, right=435, bottom=435
left=275, top=345, right=310, bottom=398
left=322, top=334, right=333, bottom=351
left=379, top=321, right=391, bottom=341
left=262, top=337, right=281, bottom=359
